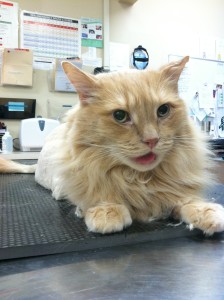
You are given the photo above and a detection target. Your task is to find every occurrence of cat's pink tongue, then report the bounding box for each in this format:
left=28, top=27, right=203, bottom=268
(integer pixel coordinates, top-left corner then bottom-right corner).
left=134, top=152, right=156, bottom=165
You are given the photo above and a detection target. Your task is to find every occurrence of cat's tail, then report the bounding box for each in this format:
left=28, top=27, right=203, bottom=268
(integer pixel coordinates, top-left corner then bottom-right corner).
left=0, top=157, right=36, bottom=174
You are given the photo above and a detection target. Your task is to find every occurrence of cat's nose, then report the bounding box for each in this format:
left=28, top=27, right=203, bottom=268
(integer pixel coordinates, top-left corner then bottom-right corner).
left=143, top=138, right=159, bottom=149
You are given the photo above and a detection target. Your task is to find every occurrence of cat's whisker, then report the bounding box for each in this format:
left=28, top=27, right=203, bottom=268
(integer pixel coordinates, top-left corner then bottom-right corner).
left=75, top=141, right=116, bottom=150
left=75, top=141, right=140, bottom=155
left=173, top=137, right=204, bottom=140
left=75, top=139, right=211, bottom=162
left=160, top=137, right=201, bottom=141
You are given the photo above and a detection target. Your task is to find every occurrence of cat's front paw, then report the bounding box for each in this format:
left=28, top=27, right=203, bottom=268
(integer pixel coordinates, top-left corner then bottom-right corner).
left=181, top=203, right=224, bottom=235
left=85, top=204, right=132, bottom=234
left=198, top=204, right=224, bottom=235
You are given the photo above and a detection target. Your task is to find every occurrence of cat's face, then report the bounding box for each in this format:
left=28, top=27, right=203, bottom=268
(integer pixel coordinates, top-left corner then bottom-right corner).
left=63, top=57, right=189, bottom=172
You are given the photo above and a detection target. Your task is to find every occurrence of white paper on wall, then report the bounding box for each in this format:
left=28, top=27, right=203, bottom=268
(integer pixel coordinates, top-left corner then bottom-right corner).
left=109, top=42, right=130, bottom=71
left=0, top=1, right=18, bottom=49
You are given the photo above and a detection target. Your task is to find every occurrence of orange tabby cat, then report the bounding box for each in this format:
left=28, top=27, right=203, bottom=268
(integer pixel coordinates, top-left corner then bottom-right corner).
left=1, top=56, right=224, bottom=235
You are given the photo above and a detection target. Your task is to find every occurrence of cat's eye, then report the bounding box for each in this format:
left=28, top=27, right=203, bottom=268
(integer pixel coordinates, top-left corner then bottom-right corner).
left=157, top=104, right=170, bottom=118
left=113, top=110, right=130, bottom=123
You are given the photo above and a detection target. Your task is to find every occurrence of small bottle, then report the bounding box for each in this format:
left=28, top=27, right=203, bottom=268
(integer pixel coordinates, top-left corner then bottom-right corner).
left=2, top=131, right=13, bottom=154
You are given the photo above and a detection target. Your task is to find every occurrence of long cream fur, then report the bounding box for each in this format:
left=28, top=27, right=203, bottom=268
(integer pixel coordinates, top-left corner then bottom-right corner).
left=1, top=56, right=224, bottom=235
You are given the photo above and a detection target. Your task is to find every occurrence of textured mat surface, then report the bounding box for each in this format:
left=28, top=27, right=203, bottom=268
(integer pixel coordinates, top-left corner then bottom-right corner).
left=1, top=160, right=224, bottom=260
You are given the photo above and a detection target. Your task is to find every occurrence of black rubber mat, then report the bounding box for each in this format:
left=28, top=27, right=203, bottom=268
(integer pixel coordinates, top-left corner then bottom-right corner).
left=1, top=160, right=224, bottom=260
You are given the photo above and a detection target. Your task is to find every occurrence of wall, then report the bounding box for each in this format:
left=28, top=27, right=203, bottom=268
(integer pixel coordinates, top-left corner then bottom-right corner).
left=110, top=0, right=224, bottom=69
left=0, top=0, right=103, bottom=138
left=3, top=0, right=224, bottom=138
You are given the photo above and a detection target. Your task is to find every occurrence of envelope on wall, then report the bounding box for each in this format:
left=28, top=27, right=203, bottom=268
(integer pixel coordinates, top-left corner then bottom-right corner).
left=1, top=48, right=33, bottom=86
left=53, top=57, right=82, bottom=92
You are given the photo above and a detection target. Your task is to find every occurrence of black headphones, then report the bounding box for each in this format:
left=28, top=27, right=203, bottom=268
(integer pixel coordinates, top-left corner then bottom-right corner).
left=132, top=45, right=149, bottom=69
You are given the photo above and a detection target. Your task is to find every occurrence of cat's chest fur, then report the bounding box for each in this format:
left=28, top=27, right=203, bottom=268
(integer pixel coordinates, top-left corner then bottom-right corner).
left=64, top=153, right=182, bottom=221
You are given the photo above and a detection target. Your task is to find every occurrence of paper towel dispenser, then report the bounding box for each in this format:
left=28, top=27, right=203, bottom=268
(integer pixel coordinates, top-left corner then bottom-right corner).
left=19, top=118, right=60, bottom=151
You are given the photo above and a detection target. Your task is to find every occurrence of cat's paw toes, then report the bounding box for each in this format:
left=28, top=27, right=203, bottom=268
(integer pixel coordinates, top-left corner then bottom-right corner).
left=85, top=204, right=132, bottom=234
left=190, top=203, right=224, bottom=235
left=200, top=204, right=224, bottom=235
left=75, top=206, right=83, bottom=218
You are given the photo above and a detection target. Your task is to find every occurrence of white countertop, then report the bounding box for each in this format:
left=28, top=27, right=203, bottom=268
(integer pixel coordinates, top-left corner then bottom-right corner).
left=0, top=151, right=40, bottom=160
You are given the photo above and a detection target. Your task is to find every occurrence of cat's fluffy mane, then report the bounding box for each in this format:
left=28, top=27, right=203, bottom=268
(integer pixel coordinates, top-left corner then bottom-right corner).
left=35, top=56, right=214, bottom=224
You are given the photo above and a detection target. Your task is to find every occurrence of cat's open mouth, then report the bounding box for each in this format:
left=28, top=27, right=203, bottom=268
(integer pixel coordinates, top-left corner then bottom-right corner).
left=133, top=152, right=156, bottom=165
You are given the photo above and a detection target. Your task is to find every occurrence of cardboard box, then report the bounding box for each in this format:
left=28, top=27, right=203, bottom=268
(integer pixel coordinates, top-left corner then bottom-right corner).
left=1, top=48, right=33, bottom=86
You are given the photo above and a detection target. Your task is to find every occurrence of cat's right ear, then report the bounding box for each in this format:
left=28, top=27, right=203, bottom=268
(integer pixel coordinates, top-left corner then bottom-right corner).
left=62, top=62, right=98, bottom=104
left=159, top=56, right=189, bottom=91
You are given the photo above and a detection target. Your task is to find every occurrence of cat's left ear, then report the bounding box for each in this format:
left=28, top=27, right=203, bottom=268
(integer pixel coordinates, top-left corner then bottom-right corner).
left=62, top=62, right=98, bottom=103
left=160, top=56, right=189, bottom=88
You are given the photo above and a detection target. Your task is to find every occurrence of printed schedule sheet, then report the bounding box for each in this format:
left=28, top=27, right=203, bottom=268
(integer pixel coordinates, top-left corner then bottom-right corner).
left=20, top=10, right=81, bottom=59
